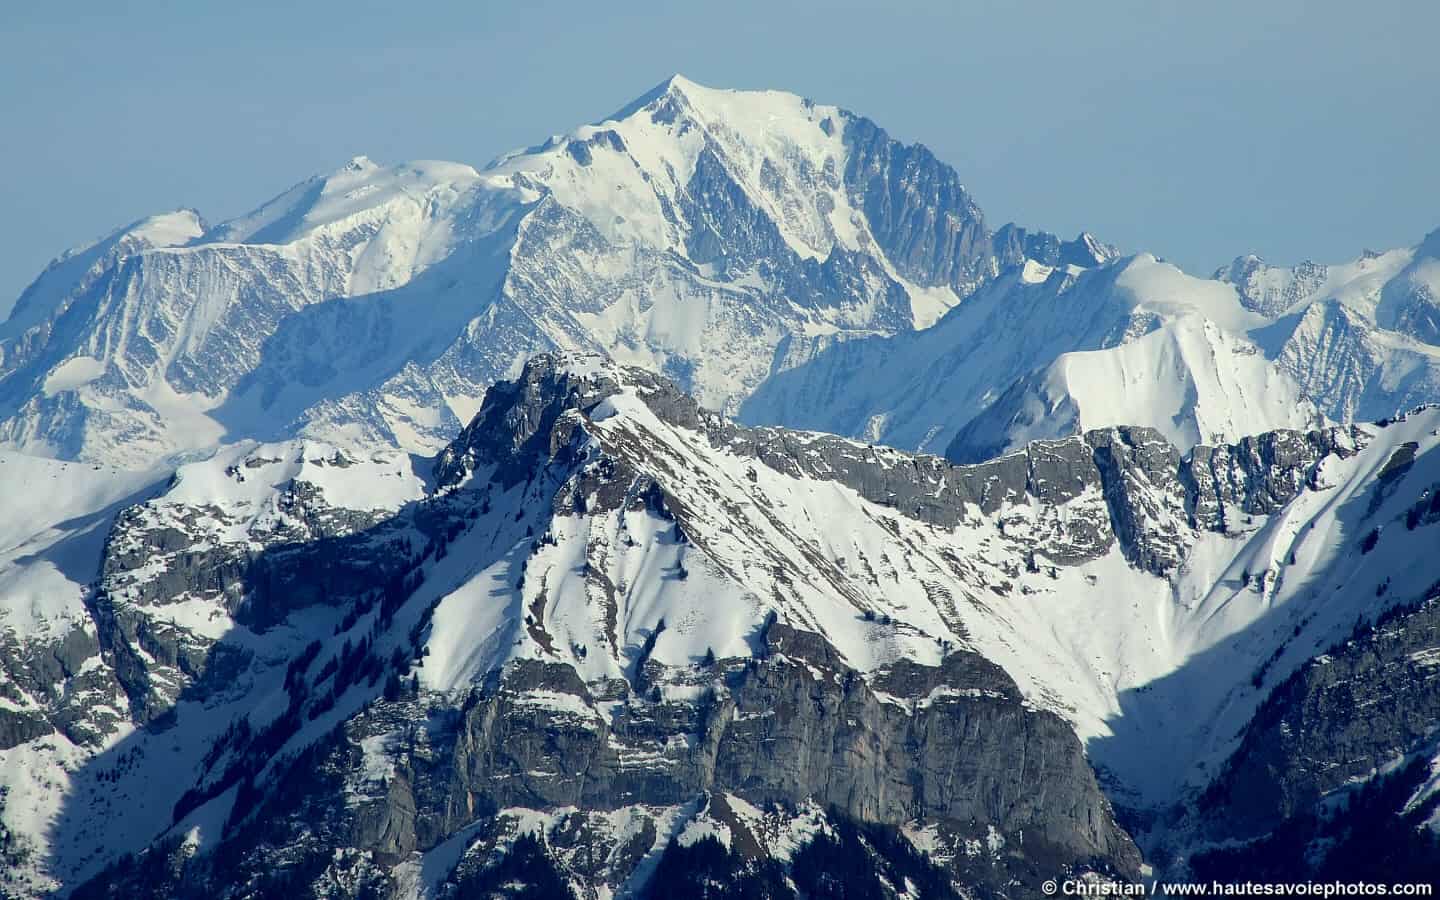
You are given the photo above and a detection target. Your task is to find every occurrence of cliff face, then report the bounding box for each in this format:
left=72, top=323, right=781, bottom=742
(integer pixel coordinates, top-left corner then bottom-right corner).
left=7, top=356, right=1440, bottom=897
left=1199, top=595, right=1440, bottom=838
left=1181, top=595, right=1440, bottom=881
left=10, top=355, right=1142, bottom=898
left=81, top=624, right=1134, bottom=899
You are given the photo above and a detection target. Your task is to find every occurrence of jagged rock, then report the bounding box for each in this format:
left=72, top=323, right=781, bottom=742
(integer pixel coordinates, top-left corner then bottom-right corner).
left=10, top=355, right=1440, bottom=898
left=1198, top=594, right=1440, bottom=841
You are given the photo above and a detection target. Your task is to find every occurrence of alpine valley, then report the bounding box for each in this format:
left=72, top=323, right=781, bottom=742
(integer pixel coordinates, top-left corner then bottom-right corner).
left=2, top=77, right=1439, bottom=898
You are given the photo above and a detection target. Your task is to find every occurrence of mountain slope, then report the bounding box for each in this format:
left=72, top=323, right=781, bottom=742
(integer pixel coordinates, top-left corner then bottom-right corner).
left=4, top=355, right=1440, bottom=895
left=745, top=228, right=1440, bottom=462
left=0, top=76, right=1102, bottom=468
left=743, top=254, right=1324, bottom=459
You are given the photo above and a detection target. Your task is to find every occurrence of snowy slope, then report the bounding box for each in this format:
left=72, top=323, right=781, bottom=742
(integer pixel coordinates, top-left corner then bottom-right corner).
left=0, top=453, right=162, bottom=640
left=0, top=76, right=1094, bottom=469
left=948, top=313, right=1321, bottom=462
left=4, top=355, right=1440, bottom=893
left=1226, top=230, right=1440, bottom=425
left=744, top=254, right=1324, bottom=459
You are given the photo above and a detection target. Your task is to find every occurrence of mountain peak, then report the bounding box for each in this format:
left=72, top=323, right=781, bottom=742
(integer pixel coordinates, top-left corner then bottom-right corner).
left=604, top=73, right=807, bottom=124
left=658, top=71, right=700, bottom=94
left=340, top=154, right=379, bottom=174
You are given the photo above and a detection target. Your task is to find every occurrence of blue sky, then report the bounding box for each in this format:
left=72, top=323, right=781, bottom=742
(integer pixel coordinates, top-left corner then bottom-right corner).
left=2, top=0, right=1436, bottom=314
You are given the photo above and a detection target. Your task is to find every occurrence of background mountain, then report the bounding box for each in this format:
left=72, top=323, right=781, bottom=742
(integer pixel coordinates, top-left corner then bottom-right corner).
left=0, top=76, right=1105, bottom=468
left=8, top=81, right=1434, bottom=474
left=1, top=77, right=1439, bottom=897
left=743, top=234, right=1440, bottom=463
left=5, top=77, right=1435, bottom=474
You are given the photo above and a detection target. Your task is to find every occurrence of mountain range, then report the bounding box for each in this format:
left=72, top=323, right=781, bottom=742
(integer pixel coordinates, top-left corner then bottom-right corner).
left=2, top=76, right=1439, bottom=897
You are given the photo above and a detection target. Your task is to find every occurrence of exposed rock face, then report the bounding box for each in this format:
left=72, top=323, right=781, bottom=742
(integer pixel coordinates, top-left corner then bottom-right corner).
left=1198, top=595, right=1440, bottom=841
left=1215, top=255, right=1329, bottom=319
left=0, top=623, right=110, bottom=750
left=71, top=622, right=1138, bottom=899
left=8, top=356, right=1440, bottom=898
left=1184, top=428, right=1356, bottom=531
left=434, top=356, right=619, bottom=490
left=843, top=116, right=1113, bottom=297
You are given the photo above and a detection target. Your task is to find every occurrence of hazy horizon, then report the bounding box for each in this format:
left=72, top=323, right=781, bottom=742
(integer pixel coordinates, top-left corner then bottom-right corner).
left=3, top=0, right=1437, bottom=316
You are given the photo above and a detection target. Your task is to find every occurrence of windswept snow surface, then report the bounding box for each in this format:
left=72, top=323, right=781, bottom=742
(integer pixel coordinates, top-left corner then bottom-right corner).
left=0, top=452, right=162, bottom=639
left=745, top=254, right=1325, bottom=459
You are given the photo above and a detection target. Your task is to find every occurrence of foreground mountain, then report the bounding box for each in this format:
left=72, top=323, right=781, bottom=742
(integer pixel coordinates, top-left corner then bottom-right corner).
left=3, top=355, right=1440, bottom=896
left=0, top=76, right=1112, bottom=468
left=2, top=356, right=1139, bottom=897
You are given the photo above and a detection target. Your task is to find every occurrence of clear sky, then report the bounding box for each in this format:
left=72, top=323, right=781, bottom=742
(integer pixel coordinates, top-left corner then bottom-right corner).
left=2, top=0, right=1436, bottom=316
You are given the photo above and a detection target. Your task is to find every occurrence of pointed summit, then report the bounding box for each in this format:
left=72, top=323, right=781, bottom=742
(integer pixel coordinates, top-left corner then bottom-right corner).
left=598, top=73, right=700, bottom=124
left=340, top=154, right=380, bottom=174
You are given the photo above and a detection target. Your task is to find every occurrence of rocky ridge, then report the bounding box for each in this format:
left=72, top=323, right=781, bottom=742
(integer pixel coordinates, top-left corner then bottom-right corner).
left=6, top=356, right=1440, bottom=895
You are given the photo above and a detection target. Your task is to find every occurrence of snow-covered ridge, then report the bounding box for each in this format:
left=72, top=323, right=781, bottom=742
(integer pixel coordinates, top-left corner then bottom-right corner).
left=4, top=353, right=1440, bottom=892
left=0, top=75, right=1103, bottom=468
left=745, top=227, right=1440, bottom=462
left=744, top=252, right=1326, bottom=458
left=438, top=357, right=1440, bottom=802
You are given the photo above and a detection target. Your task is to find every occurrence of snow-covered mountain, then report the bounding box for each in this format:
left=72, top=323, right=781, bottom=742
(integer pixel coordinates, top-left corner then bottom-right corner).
left=3, top=76, right=1440, bottom=897
left=1218, top=230, right=1440, bottom=425
left=743, top=254, right=1325, bottom=459
left=744, top=230, right=1440, bottom=463
left=0, top=76, right=1109, bottom=468
left=4, top=76, right=1437, bottom=476
left=4, top=355, right=1440, bottom=896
